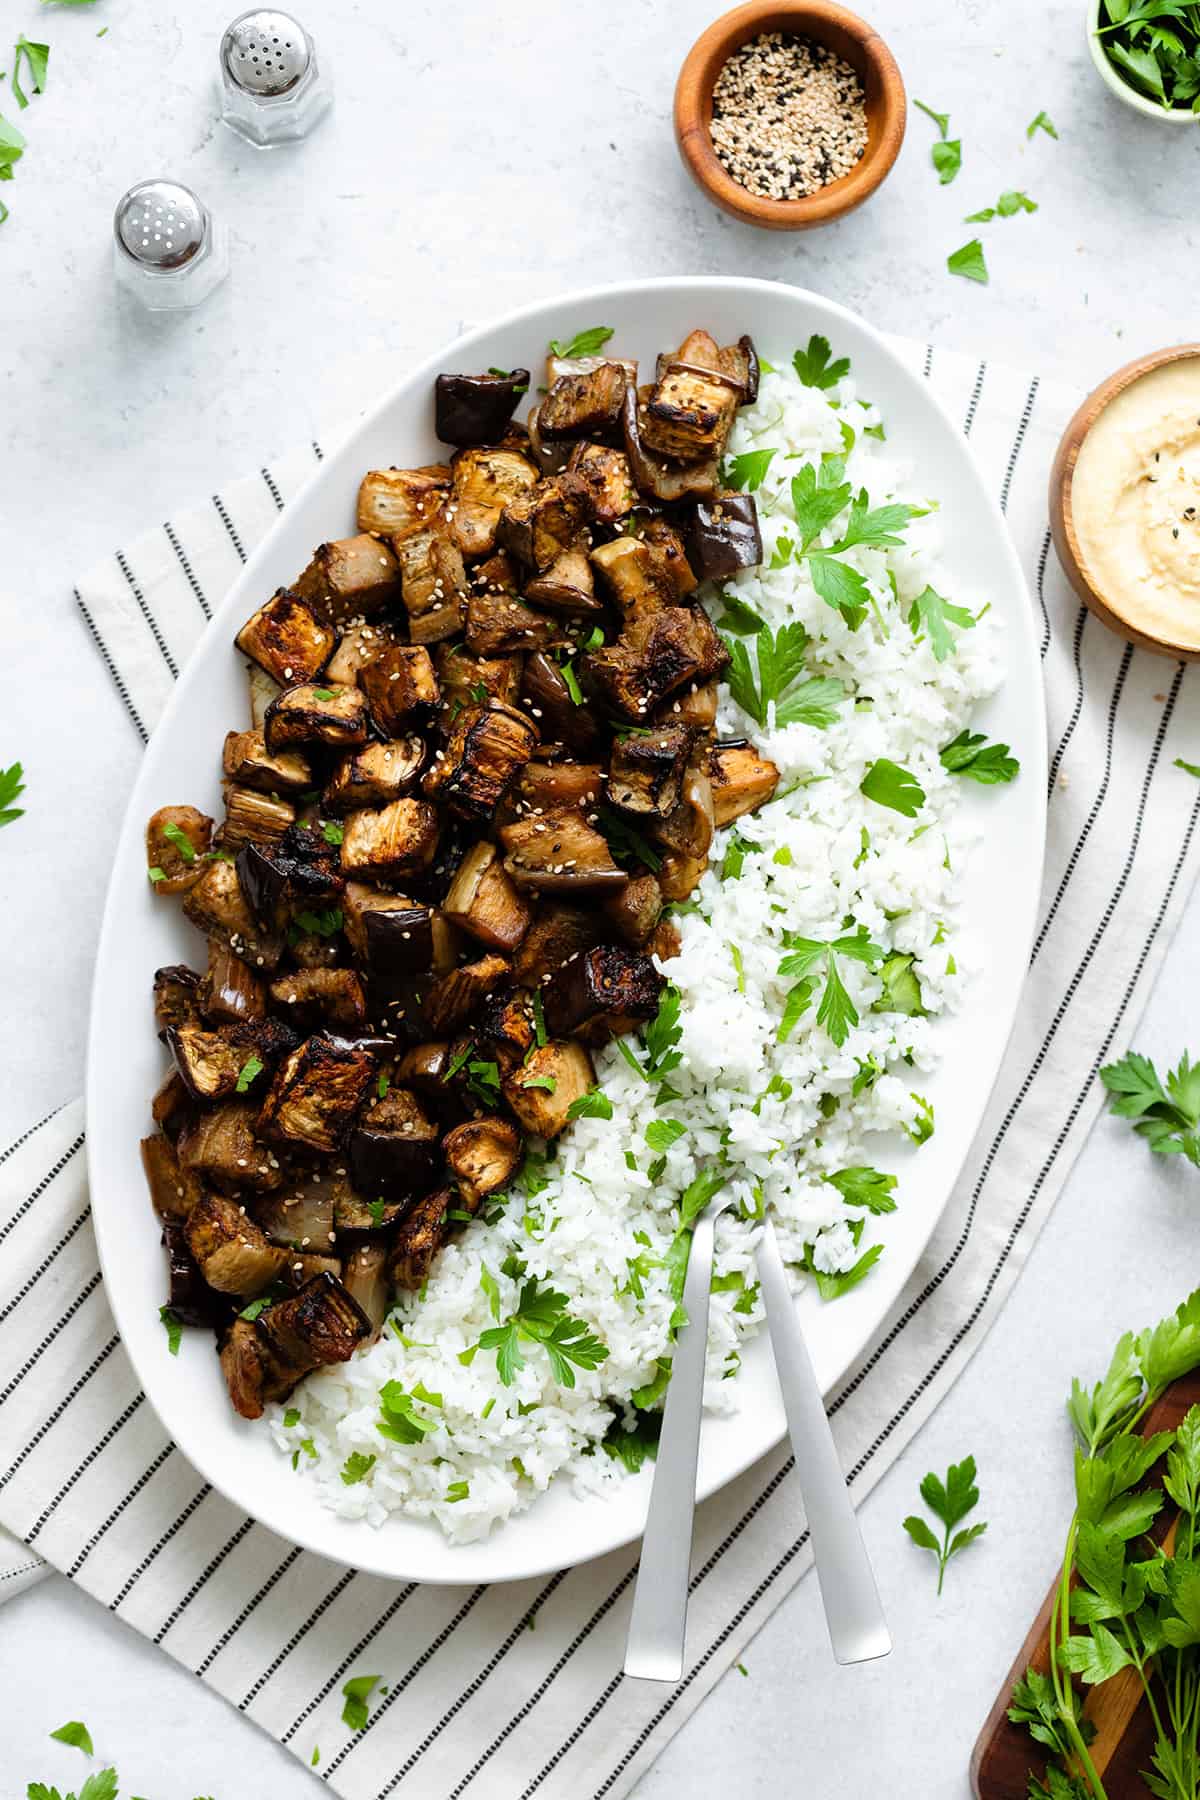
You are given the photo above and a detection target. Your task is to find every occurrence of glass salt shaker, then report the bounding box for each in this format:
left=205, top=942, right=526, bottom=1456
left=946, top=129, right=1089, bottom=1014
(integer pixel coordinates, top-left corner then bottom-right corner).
left=112, top=179, right=230, bottom=312
left=218, top=9, right=332, bottom=147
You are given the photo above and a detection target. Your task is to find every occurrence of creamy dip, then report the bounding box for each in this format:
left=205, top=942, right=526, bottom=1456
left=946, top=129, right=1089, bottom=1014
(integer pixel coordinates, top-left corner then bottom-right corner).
left=1072, top=356, right=1200, bottom=651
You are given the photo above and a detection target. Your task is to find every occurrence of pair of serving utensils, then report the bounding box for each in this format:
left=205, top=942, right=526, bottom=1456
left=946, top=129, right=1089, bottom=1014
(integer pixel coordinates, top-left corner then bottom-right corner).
left=623, top=1192, right=891, bottom=1681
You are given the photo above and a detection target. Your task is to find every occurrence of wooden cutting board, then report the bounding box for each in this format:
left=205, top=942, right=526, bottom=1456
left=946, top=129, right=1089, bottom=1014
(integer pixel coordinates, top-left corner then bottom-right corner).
left=971, top=1371, right=1200, bottom=1798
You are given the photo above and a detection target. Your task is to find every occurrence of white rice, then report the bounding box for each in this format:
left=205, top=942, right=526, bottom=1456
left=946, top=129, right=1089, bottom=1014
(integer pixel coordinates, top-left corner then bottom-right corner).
left=272, top=349, right=1004, bottom=1541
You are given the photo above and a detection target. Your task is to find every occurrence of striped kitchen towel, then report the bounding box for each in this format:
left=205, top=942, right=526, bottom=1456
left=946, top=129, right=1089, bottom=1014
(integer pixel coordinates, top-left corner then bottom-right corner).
left=3, top=336, right=1200, bottom=1800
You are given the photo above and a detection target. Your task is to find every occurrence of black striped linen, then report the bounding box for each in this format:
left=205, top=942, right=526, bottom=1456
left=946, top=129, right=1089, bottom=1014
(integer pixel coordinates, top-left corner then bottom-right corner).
left=2, top=339, right=1199, bottom=1800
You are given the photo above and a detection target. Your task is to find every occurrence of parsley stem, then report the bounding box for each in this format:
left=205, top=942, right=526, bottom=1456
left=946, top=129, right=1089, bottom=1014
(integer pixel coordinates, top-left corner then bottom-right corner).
left=1050, top=1512, right=1110, bottom=1800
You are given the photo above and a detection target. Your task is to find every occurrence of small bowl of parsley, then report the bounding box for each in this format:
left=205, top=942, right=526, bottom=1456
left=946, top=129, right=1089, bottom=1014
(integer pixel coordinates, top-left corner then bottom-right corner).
left=1089, top=0, right=1200, bottom=119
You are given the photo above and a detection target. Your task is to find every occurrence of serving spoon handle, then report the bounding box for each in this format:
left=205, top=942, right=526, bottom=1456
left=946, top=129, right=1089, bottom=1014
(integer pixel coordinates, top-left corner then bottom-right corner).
left=623, top=1200, right=722, bottom=1683
left=756, top=1218, right=891, bottom=1665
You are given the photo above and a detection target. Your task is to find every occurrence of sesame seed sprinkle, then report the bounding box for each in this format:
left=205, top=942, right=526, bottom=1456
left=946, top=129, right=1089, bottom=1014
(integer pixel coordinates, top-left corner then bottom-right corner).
left=710, top=32, right=868, bottom=202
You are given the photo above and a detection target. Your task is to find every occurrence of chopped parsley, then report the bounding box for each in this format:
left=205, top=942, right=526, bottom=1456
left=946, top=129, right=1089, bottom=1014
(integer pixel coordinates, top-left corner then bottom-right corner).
left=792, top=333, right=849, bottom=390
left=340, top=1451, right=376, bottom=1485
left=965, top=190, right=1037, bottom=223
left=322, top=819, right=344, bottom=846
left=446, top=1479, right=470, bottom=1502
left=11, top=36, right=49, bottom=109
left=522, top=1072, right=557, bottom=1093
left=377, top=1381, right=441, bottom=1444
left=940, top=728, right=1019, bottom=783
left=158, top=1305, right=183, bottom=1355
left=714, top=593, right=767, bottom=636
left=147, top=866, right=166, bottom=885
left=646, top=1117, right=685, bottom=1154
left=341, top=1673, right=382, bottom=1731
left=875, top=952, right=925, bottom=1017
left=477, top=1275, right=607, bottom=1388
left=602, top=1410, right=661, bottom=1473
left=560, top=659, right=583, bottom=705
left=293, top=906, right=343, bottom=938
left=860, top=759, right=925, bottom=818
left=1026, top=109, right=1058, bottom=138
left=912, top=98, right=960, bottom=182
left=947, top=238, right=989, bottom=285
left=594, top=802, right=661, bottom=872
left=548, top=324, right=613, bottom=359
left=234, top=1053, right=264, bottom=1094
left=907, top=584, right=976, bottom=661
left=312, top=687, right=336, bottom=701
left=825, top=1166, right=898, bottom=1214
left=532, top=989, right=547, bottom=1047
left=801, top=1239, right=884, bottom=1299
left=565, top=1087, right=613, bottom=1121
left=49, top=1722, right=94, bottom=1756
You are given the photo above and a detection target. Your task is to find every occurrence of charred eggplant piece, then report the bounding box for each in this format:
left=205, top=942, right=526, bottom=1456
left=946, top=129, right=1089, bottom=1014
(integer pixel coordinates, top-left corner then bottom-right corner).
left=393, top=524, right=468, bottom=645
left=348, top=1087, right=440, bottom=1203
left=253, top=1170, right=337, bottom=1251
left=442, top=841, right=531, bottom=951
left=512, top=902, right=602, bottom=986
left=237, top=823, right=344, bottom=935
left=472, top=987, right=535, bottom=1071
left=566, top=442, right=638, bottom=522
left=257, top=1032, right=377, bottom=1154
left=608, top=724, right=694, bottom=817
left=248, top=663, right=281, bottom=729
left=423, top=702, right=538, bottom=821
left=590, top=538, right=678, bottom=626
left=520, top=652, right=603, bottom=754
left=141, top=1132, right=202, bottom=1221
left=510, top=761, right=605, bottom=817
left=500, top=806, right=627, bottom=894
left=465, top=587, right=563, bottom=656
left=219, top=1317, right=273, bottom=1418
left=423, top=952, right=510, bottom=1035
left=502, top=1039, right=596, bottom=1138
left=537, top=363, right=627, bottom=441
left=340, top=798, right=440, bottom=883
left=707, top=741, right=781, bottom=825
left=341, top=1241, right=390, bottom=1339
left=601, top=872, right=663, bottom=947
left=443, top=1117, right=521, bottom=1205
left=497, top=474, right=592, bottom=573
left=586, top=605, right=729, bottom=720
left=151, top=1069, right=194, bottom=1141
left=222, top=729, right=313, bottom=797
left=436, top=370, right=531, bottom=448
left=657, top=848, right=708, bottom=902
left=185, top=1189, right=287, bottom=1296
left=656, top=677, right=719, bottom=735
left=343, top=884, right=437, bottom=977
left=269, top=968, right=367, bottom=1032
left=183, top=858, right=285, bottom=971
left=360, top=644, right=440, bottom=736
left=203, top=943, right=266, bottom=1026
left=324, top=620, right=397, bottom=688
left=235, top=589, right=335, bottom=688
left=161, top=1219, right=223, bottom=1327
left=177, top=1101, right=283, bottom=1193
left=388, top=1186, right=458, bottom=1292
left=524, top=538, right=602, bottom=617
left=542, top=943, right=665, bottom=1042
left=622, top=383, right=720, bottom=503
left=738, top=334, right=760, bottom=404
left=356, top=464, right=449, bottom=540
left=220, top=786, right=296, bottom=848
left=255, top=1273, right=370, bottom=1388
left=436, top=644, right=523, bottom=713
left=653, top=766, right=715, bottom=860
left=146, top=805, right=213, bottom=896
left=264, top=681, right=370, bottom=754
left=167, top=1021, right=246, bottom=1103
left=682, top=491, right=763, bottom=580
left=448, top=445, right=539, bottom=559
left=293, top=534, right=403, bottom=625
left=154, top=964, right=202, bottom=1036
left=322, top=737, right=426, bottom=813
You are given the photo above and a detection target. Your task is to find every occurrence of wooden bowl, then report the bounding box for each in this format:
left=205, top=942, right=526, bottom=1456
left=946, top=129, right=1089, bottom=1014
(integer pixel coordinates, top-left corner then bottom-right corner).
left=1049, top=344, right=1200, bottom=661
left=674, top=1, right=906, bottom=231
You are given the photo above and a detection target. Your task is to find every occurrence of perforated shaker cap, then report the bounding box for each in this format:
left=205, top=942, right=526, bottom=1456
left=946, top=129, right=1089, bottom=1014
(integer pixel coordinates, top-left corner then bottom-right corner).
left=221, top=10, right=311, bottom=96
left=113, top=180, right=207, bottom=271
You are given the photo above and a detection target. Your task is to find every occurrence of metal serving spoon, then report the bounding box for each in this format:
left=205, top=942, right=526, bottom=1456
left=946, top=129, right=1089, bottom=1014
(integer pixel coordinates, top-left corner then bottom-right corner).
left=756, top=1216, right=891, bottom=1665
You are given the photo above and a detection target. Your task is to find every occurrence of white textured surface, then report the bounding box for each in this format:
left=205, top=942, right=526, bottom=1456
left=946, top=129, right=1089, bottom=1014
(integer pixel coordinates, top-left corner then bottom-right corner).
left=4, top=0, right=1200, bottom=1792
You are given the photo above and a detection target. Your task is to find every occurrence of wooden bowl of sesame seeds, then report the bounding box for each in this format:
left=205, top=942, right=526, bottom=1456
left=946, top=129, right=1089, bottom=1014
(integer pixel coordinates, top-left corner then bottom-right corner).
left=674, top=1, right=905, bottom=229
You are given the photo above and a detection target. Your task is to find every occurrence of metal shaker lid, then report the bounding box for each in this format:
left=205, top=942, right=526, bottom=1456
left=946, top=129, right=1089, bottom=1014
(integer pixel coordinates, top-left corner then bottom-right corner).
left=113, top=179, right=207, bottom=271
left=220, top=10, right=311, bottom=97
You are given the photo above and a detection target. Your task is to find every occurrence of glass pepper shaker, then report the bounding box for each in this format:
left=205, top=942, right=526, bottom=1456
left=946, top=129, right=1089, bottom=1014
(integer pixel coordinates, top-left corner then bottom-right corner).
left=218, top=9, right=332, bottom=147
left=112, top=179, right=230, bottom=312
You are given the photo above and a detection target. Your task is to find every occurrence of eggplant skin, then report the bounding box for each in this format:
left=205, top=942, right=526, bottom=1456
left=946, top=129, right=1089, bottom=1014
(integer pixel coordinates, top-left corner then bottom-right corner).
left=153, top=963, right=203, bottom=1036
left=256, top=1032, right=377, bottom=1154
left=542, top=943, right=665, bottom=1043
left=607, top=724, right=694, bottom=817
left=435, top=370, right=530, bottom=448
left=183, top=858, right=285, bottom=972
left=348, top=1119, right=440, bottom=1205
left=422, top=704, right=538, bottom=822
left=236, top=824, right=344, bottom=934
left=388, top=1187, right=457, bottom=1292
left=161, top=1219, right=224, bottom=1326
left=499, top=808, right=627, bottom=895
left=322, top=738, right=426, bottom=813
left=359, top=645, right=440, bottom=736
left=682, top=491, right=763, bottom=581
left=269, top=968, right=367, bottom=1031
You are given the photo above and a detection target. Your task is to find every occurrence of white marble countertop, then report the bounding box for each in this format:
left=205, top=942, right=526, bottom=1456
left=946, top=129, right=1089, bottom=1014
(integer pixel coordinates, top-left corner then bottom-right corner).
left=5, top=0, right=1200, bottom=1792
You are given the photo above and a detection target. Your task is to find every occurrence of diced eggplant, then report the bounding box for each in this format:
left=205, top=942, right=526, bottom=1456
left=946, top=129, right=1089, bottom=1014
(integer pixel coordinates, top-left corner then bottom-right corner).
left=608, top=724, right=694, bottom=817
left=737, top=334, right=760, bottom=404
left=154, top=964, right=202, bottom=1036
left=237, top=823, right=343, bottom=935
left=151, top=1069, right=194, bottom=1141
left=255, top=1272, right=370, bottom=1381
left=226, top=1014, right=302, bottom=1076
left=322, top=737, right=427, bottom=813
left=500, top=807, right=627, bottom=894
left=642, top=363, right=741, bottom=463
left=183, top=858, right=285, bottom=971
left=146, top=805, right=213, bottom=895
left=682, top=491, right=763, bottom=580
left=648, top=917, right=683, bottom=961
left=222, top=729, right=313, bottom=797
left=253, top=1169, right=337, bottom=1250
left=167, top=1021, right=245, bottom=1103
left=502, top=1039, right=595, bottom=1138
left=203, top=942, right=266, bottom=1026
left=586, top=605, right=729, bottom=720
left=269, top=968, right=367, bottom=1031
left=293, top=534, right=403, bottom=625
left=161, top=1219, right=223, bottom=1326
left=524, top=538, right=602, bottom=617
left=436, top=370, right=531, bottom=448
left=546, top=350, right=638, bottom=388
left=423, top=702, right=538, bottom=821
left=393, top=524, right=468, bottom=645
left=341, top=1241, right=390, bottom=1339
left=653, top=766, right=715, bottom=860
left=333, top=1187, right=407, bottom=1234
left=510, top=761, right=605, bottom=817
left=473, top=986, right=535, bottom=1068
left=465, top=587, right=562, bottom=656
left=177, top=1102, right=284, bottom=1192
left=590, top=538, right=679, bottom=626
left=443, top=1117, right=521, bottom=1205
left=392, top=1041, right=471, bottom=1123
left=235, top=589, right=336, bottom=687
left=497, top=474, right=592, bottom=573
left=257, top=1032, right=377, bottom=1154
left=622, top=383, right=720, bottom=503
left=423, top=952, right=510, bottom=1035
left=512, top=902, right=603, bottom=986
left=543, top=943, right=664, bottom=1042
left=537, top=362, right=627, bottom=441
left=340, top=798, right=440, bottom=883
left=219, top=1317, right=272, bottom=1418
left=356, top=464, right=450, bottom=540
left=640, top=519, right=698, bottom=596
left=141, top=1132, right=202, bottom=1220
left=657, top=848, right=708, bottom=902
left=185, top=1189, right=288, bottom=1296
left=521, top=652, right=604, bottom=754
left=264, top=681, right=370, bottom=753
left=442, top=841, right=531, bottom=950
left=279, top=1252, right=344, bottom=1289
left=388, top=1186, right=458, bottom=1292
left=248, top=663, right=282, bottom=729
left=343, top=883, right=436, bottom=976
left=220, top=786, right=296, bottom=847
left=436, top=643, right=523, bottom=713
left=655, top=330, right=754, bottom=395
left=324, top=620, right=397, bottom=687
left=707, top=741, right=781, bottom=825
left=448, top=446, right=540, bottom=559
left=360, top=644, right=440, bottom=736
left=566, top=442, right=638, bottom=522
left=655, top=678, right=719, bottom=735
left=348, top=1087, right=441, bottom=1202
left=601, top=872, right=663, bottom=947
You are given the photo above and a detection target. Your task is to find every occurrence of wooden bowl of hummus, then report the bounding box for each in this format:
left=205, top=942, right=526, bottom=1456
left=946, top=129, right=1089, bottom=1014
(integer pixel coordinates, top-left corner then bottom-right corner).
left=1051, top=345, right=1200, bottom=660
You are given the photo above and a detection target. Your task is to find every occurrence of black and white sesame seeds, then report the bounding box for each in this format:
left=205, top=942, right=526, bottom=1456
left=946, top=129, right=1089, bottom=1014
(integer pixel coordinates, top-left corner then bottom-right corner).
left=710, top=32, right=868, bottom=201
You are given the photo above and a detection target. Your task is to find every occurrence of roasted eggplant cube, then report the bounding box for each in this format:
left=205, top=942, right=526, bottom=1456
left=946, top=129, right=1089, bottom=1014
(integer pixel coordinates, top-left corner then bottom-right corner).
left=422, top=952, right=511, bottom=1035
left=448, top=446, right=540, bottom=559
left=237, top=824, right=344, bottom=935
left=639, top=518, right=699, bottom=599
left=443, top=1117, right=521, bottom=1205
left=183, top=858, right=285, bottom=971
left=184, top=1189, right=287, bottom=1296
left=511, top=761, right=605, bottom=818
left=443, top=841, right=532, bottom=951
left=566, top=442, right=638, bottom=522
left=502, top=1040, right=595, bottom=1139
left=423, top=703, right=538, bottom=821
left=324, top=620, right=398, bottom=688
left=253, top=1169, right=337, bottom=1250
left=465, top=588, right=562, bottom=656
left=524, top=539, right=602, bottom=617
left=167, top=1021, right=246, bottom=1103
left=521, top=652, right=603, bottom=755
left=623, top=383, right=720, bottom=504
left=435, top=644, right=523, bottom=713
left=141, top=1131, right=202, bottom=1221
left=497, top=475, right=592, bottom=573
left=360, top=644, right=440, bottom=736
left=220, top=786, right=296, bottom=848
left=264, top=681, right=370, bottom=754
left=538, top=363, right=628, bottom=441
left=340, top=798, right=440, bottom=883
left=652, top=766, right=715, bottom=861
left=348, top=1087, right=441, bottom=1203
left=708, top=742, right=781, bottom=825
left=248, top=663, right=281, bottom=729
left=590, top=538, right=680, bottom=626
left=153, top=963, right=202, bottom=1036
left=146, top=805, right=213, bottom=895
left=176, top=1101, right=282, bottom=1193
left=343, top=884, right=436, bottom=976
left=512, top=902, right=602, bottom=986
left=235, top=589, right=335, bottom=688
left=435, top=370, right=531, bottom=448
left=220, top=1317, right=273, bottom=1418
left=269, top=968, right=367, bottom=1032
left=601, top=872, right=663, bottom=947
left=500, top=807, right=627, bottom=894
left=657, top=848, right=708, bottom=902
left=222, top=729, right=313, bottom=797
left=341, top=1242, right=390, bottom=1339
left=204, top=943, right=267, bottom=1026
left=642, top=365, right=741, bottom=463
left=394, top=524, right=468, bottom=645
left=322, top=737, right=426, bottom=813
left=356, top=464, right=450, bottom=540
left=473, top=986, right=535, bottom=1068
left=293, top=533, right=403, bottom=625
left=257, top=1033, right=377, bottom=1154
left=682, top=491, right=763, bottom=581
left=256, top=1272, right=370, bottom=1375
left=608, top=723, right=695, bottom=817
left=333, top=1187, right=407, bottom=1234
left=161, top=1219, right=223, bottom=1327
left=543, top=943, right=665, bottom=1043
left=587, top=606, right=729, bottom=720
left=656, top=678, right=719, bottom=735
left=388, top=1187, right=456, bottom=1292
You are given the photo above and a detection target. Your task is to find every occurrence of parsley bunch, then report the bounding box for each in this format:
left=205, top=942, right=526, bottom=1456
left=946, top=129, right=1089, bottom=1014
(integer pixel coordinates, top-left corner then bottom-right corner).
left=1095, top=0, right=1200, bottom=111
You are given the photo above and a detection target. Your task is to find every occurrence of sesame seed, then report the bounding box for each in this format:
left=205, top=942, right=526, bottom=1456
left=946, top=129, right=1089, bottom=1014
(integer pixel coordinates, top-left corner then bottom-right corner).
left=709, top=32, right=868, bottom=201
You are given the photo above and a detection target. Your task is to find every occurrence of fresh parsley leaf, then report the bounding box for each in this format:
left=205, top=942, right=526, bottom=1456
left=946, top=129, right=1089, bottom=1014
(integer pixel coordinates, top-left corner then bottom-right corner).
left=159, top=1305, right=183, bottom=1356
left=722, top=621, right=843, bottom=727
left=11, top=37, right=49, bottom=109
left=1176, top=757, right=1200, bottom=778
left=903, top=1454, right=987, bottom=1592
left=49, top=1722, right=93, bottom=1756
left=947, top=238, right=989, bottom=284
left=548, top=325, right=614, bottom=359
left=807, top=553, right=872, bottom=630
left=679, top=1165, right=728, bottom=1226
left=860, top=759, right=925, bottom=818
left=234, top=1053, right=264, bottom=1094
left=940, top=729, right=1020, bottom=784
left=791, top=462, right=852, bottom=551
left=595, top=802, right=662, bottom=872
left=645, top=1118, right=686, bottom=1153
left=831, top=492, right=916, bottom=553
left=1007, top=1667, right=1082, bottom=1763
left=341, top=1673, right=381, bottom=1731
left=907, top=585, right=976, bottom=661
left=932, top=138, right=962, bottom=184
left=560, top=659, right=583, bottom=705
left=998, top=189, right=1037, bottom=215
left=804, top=1241, right=883, bottom=1299
left=1027, top=109, right=1058, bottom=138
left=964, top=206, right=995, bottom=223
left=875, top=952, right=926, bottom=1017
left=825, top=1166, right=898, bottom=1214
left=522, top=1073, right=557, bottom=1093
left=566, top=1087, right=613, bottom=1121
left=1100, top=1048, right=1200, bottom=1164
left=725, top=448, right=776, bottom=491
left=0, top=111, right=26, bottom=185
left=603, top=1410, right=662, bottom=1473
left=322, top=819, right=344, bottom=846
left=79, top=1777, right=119, bottom=1800
left=293, top=906, right=343, bottom=938
left=714, top=594, right=767, bottom=636
left=478, top=1276, right=608, bottom=1389
left=282, top=1407, right=301, bottom=1427
left=792, top=333, right=850, bottom=390
left=340, top=1451, right=376, bottom=1485
left=720, top=827, right=759, bottom=881
left=312, top=687, right=336, bottom=701
left=776, top=930, right=883, bottom=1048
left=640, top=983, right=683, bottom=1079
left=446, top=1479, right=470, bottom=1502
left=913, top=97, right=951, bottom=137
left=377, top=1381, right=437, bottom=1444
